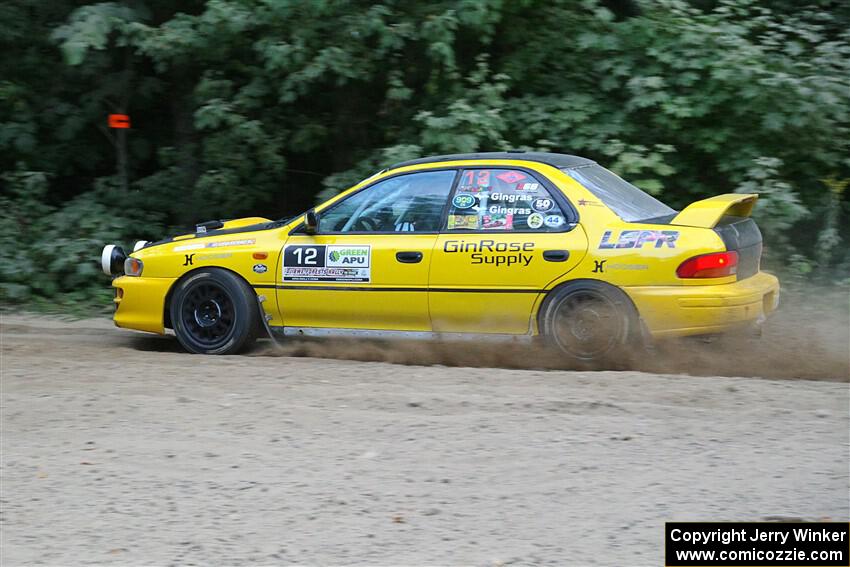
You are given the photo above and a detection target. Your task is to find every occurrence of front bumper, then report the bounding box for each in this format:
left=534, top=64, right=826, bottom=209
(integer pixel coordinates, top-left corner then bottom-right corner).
left=624, top=271, right=780, bottom=338
left=112, top=276, right=175, bottom=334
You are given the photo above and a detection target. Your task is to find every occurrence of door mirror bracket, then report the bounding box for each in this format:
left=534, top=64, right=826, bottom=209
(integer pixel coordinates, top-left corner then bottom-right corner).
left=304, top=209, right=319, bottom=234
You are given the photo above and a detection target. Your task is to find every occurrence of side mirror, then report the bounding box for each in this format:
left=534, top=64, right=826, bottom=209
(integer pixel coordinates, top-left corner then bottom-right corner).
left=305, top=209, right=319, bottom=234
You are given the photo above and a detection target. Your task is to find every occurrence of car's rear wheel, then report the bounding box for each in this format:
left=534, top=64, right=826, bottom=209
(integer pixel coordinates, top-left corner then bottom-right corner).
left=170, top=269, right=258, bottom=354
left=539, top=281, right=634, bottom=362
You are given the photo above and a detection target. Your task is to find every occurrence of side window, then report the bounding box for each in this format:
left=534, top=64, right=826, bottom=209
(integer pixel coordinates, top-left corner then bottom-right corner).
left=320, top=170, right=455, bottom=233
left=446, top=169, right=568, bottom=231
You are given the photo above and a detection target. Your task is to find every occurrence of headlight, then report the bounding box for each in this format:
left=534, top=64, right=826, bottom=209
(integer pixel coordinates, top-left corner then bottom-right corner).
left=124, top=257, right=144, bottom=277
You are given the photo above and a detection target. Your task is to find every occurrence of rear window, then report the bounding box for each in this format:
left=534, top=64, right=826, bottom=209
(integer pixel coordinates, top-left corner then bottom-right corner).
left=563, top=164, right=675, bottom=222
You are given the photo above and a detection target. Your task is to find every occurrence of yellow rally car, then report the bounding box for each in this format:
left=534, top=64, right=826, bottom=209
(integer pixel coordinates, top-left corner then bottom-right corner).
left=101, top=152, right=780, bottom=360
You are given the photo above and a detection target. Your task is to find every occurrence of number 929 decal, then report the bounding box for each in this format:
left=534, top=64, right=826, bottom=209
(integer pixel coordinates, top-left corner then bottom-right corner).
left=282, top=245, right=371, bottom=282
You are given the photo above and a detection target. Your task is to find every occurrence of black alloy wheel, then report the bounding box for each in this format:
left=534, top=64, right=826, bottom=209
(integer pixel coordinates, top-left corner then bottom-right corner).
left=182, top=281, right=234, bottom=347
left=170, top=269, right=259, bottom=354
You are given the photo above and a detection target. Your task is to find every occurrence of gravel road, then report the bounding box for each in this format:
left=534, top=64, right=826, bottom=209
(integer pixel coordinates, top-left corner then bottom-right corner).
left=1, top=314, right=848, bottom=566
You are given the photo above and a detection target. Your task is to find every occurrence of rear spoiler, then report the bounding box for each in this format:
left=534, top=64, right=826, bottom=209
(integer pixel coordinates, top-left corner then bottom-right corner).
left=671, top=194, right=757, bottom=228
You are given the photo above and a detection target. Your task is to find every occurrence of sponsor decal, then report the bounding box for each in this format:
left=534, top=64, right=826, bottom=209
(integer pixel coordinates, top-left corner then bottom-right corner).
left=174, top=238, right=255, bottom=252
left=460, top=170, right=491, bottom=190
left=282, top=245, right=371, bottom=282
left=527, top=213, right=544, bottom=229
left=490, top=192, right=533, bottom=203
left=599, top=230, right=678, bottom=249
left=591, top=260, right=649, bottom=274
left=531, top=197, right=555, bottom=213
left=577, top=198, right=604, bottom=207
left=447, top=214, right=480, bottom=230
left=284, top=266, right=369, bottom=281
left=452, top=193, right=477, bottom=209
left=196, top=252, right=233, bottom=260
left=208, top=238, right=254, bottom=248
left=544, top=215, right=564, bottom=228
left=482, top=213, right=514, bottom=230
left=253, top=264, right=268, bottom=274
left=488, top=205, right=530, bottom=216
left=495, top=171, right=526, bottom=184
left=517, top=182, right=539, bottom=192
left=443, top=239, right=534, bottom=267
left=327, top=245, right=369, bottom=267
left=183, top=254, right=195, bottom=266
left=174, top=243, right=204, bottom=252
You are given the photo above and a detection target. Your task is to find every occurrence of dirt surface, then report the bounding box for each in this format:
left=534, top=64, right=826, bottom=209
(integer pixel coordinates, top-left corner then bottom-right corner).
left=1, top=312, right=848, bottom=566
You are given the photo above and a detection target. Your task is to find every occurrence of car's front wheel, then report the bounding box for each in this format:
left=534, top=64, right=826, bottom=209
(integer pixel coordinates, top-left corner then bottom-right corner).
left=539, top=280, right=635, bottom=362
left=170, top=269, right=259, bottom=354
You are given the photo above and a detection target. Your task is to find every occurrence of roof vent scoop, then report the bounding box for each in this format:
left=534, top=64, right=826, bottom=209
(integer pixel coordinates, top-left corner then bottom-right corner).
left=195, top=220, right=224, bottom=233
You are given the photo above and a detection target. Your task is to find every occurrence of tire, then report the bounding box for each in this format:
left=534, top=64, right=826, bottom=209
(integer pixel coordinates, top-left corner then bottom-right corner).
left=539, top=280, right=635, bottom=362
left=169, top=268, right=259, bottom=354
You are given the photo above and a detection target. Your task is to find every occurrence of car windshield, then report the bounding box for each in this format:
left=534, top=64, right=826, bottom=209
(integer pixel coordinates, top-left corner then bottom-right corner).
left=562, top=164, right=675, bottom=222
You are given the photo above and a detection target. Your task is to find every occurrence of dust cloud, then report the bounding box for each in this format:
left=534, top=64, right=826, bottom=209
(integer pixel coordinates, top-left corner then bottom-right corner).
left=255, top=288, right=849, bottom=381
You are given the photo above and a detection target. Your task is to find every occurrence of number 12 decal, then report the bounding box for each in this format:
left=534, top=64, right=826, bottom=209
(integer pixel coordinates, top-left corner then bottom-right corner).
left=460, top=170, right=490, bottom=188
left=292, top=247, right=318, bottom=265
left=282, top=244, right=371, bottom=283
left=285, top=245, right=325, bottom=267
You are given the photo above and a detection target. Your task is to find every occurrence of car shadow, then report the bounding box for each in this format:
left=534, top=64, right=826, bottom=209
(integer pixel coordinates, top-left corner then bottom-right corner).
left=125, top=334, right=185, bottom=353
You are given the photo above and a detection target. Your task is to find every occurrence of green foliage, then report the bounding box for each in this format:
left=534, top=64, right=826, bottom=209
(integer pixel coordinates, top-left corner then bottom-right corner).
left=814, top=177, right=848, bottom=274
left=2, top=0, right=849, bottom=308
left=51, top=2, right=143, bottom=66
left=0, top=169, right=51, bottom=302
left=416, top=58, right=511, bottom=154
left=734, top=157, right=808, bottom=254
left=0, top=167, right=163, bottom=303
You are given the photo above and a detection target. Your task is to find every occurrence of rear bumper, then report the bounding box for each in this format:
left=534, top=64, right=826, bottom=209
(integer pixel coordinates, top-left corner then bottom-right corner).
left=624, top=272, right=780, bottom=338
left=112, top=276, right=174, bottom=334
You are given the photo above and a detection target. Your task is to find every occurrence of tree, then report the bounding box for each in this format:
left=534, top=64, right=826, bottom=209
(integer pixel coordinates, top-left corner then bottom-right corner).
left=2, top=0, right=848, bottom=304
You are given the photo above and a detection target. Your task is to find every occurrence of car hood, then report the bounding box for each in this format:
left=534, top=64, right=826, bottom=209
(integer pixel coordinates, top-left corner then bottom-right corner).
left=138, top=216, right=278, bottom=252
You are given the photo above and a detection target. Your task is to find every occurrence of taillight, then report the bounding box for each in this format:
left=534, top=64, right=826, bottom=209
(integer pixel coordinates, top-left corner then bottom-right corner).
left=676, top=251, right=738, bottom=279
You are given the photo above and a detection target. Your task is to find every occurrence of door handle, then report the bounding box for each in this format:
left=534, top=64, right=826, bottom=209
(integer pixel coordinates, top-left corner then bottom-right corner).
left=396, top=251, right=423, bottom=263
left=543, top=250, right=570, bottom=262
